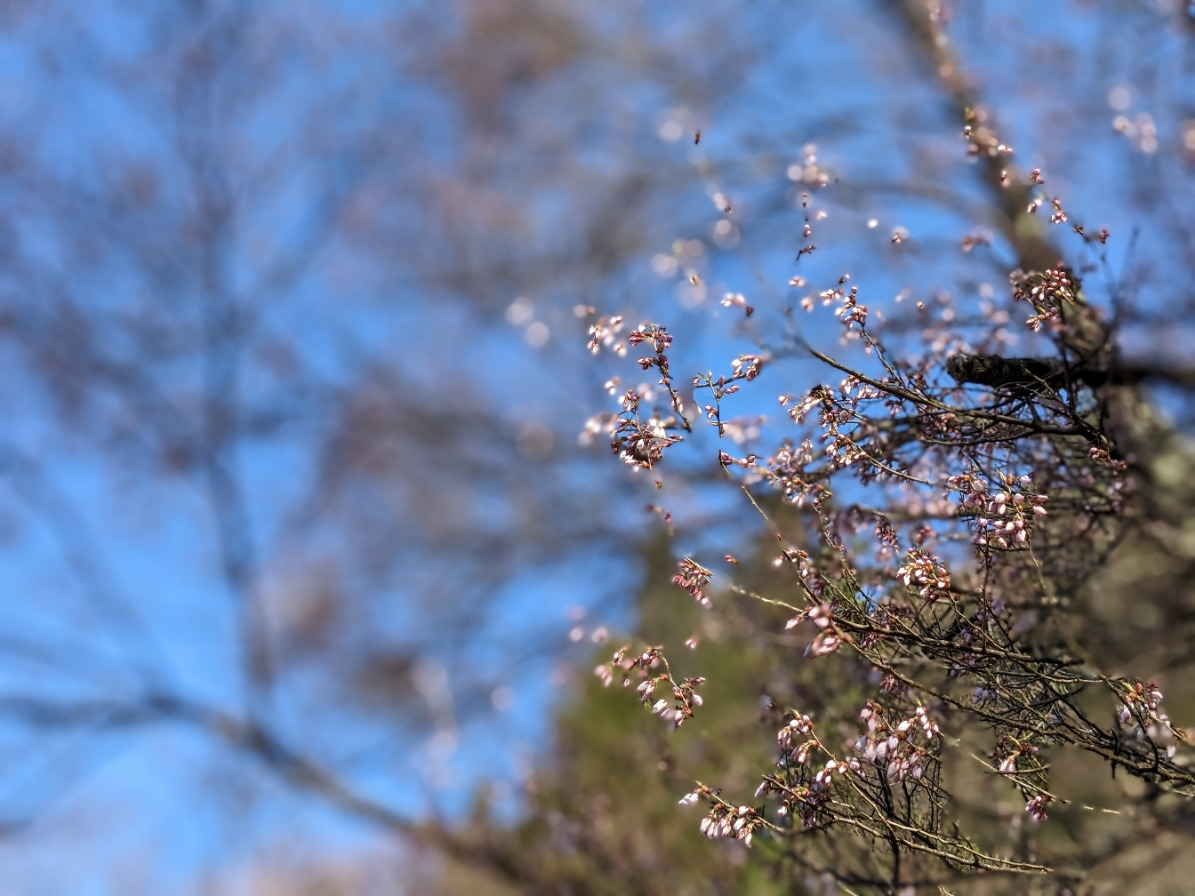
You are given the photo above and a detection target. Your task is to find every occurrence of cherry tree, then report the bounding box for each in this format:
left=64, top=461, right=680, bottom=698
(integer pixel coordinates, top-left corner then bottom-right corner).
left=581, top=4, right=1195, bottom=892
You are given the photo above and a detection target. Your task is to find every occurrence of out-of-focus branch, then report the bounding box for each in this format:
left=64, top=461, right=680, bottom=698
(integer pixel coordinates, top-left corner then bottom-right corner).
left=0, top=690, right=533, bottom=887
left=174, top=6, right=273, bottom=714
left=890, top=1, right=1061, bottom=272
left=890, top=0, right=1114, bottom=364
left=0, top=444, right=174, bottom=687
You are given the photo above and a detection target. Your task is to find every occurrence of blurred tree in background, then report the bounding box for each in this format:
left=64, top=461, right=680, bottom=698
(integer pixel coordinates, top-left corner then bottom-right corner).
left=0, top=0, right=1192, bottom=892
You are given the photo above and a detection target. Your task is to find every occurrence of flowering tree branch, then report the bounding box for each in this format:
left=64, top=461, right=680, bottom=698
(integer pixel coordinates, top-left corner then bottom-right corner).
left=579, top=3, right=1194, bottom=890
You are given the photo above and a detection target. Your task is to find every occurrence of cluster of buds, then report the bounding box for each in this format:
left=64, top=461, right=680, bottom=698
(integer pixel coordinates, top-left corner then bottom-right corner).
left=813, top=757, right=859, bottom=791
left=1010, top=264, right=1080, bottom=333
left=962, top=105, right=1015, bottom=158
left=586, top=313, right=627, bottom=355
left=782, top=389, right=827, bottom=426
left=808, top=379, right=886, bottom=473
left=718, top=447, right=759, bottom=470
left=678, top=786, right=766, bottom=847
left=1117, top=680, right=1181, bottom=759
left=823, top=432, right=866, bottom=469
left=776, top=713, right=817, bottom=766
left=594, top=645, right=662, bottom=688
left=806, top=604, right=844, bottom=656
left=763, top=712, right=862, bottom=829
left=948, top=470, right=1048, bottom=549
left=595, top=647, right=706, bottom=728
left=990, top=734, right=1051, bottom=821
left=995, top=739, right=1040, bottom=776
left=777, top=546, right=825, bottom=598
left=880, top=674, right=910, bottom=699
left=853, top=702, right=940, bottom=783
left=756, top=439, right=819, bottom=506
left=586, top=319, right=691, bottom=469
left=699, top=803, right=764, bottom=848
left=832, top=285, right=867, bottom=331
left=720, top=291, right=755, bottom=317
left=637, top=674, right=706, bottom=728
left=627, top=323, right=688, bottom=422
left=796, top=759, right=858, bottom=828
left=761, top=764, right=857, bottom=830
left=1088, top=445, right=1127, bottom=471
left=672, top=557, right=714, bottom=607
left=609, top=390, right=683, bottom=469
left=872, top=515, right=900, bottom=563
left=627, top=321, right=673, bottom=360
left=692, top=354, right=769, bottom=436
left=730, top=353, right=766, bottom=382
left=785, top=603, right=845, bottom=657
left=895, top=549, right=953, bottom=602
left=1025, top=792, right=1051, bottom=823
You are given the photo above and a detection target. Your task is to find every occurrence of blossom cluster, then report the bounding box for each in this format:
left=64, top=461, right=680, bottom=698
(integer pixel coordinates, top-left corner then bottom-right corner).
left=699, top=804, right=763, bottom=847
left=778, top=546, right=825, bottom=599
left=760, top=758, right=858, bottom=829
left=719, top=291, right=754, bottom=317
left=672, top=557, right=714, bottom=608
left=948, top=470, right=1048, bottom=549
left=609, top=389, right=683, bottom=469
left=799, top=759, right=857, bottom=827
left=781, top=390, right=825, bottom=426
left=584, top=319, right=695, bottom=470
left=962, top=104, right=1015, bottom=158
left=755, top=439, right=822, bottom=507
left=989, top=734, right=1052, bottom=820
left=767, top=713, right=860, bottom=828
left=832, top=285, right=867, bottom=331
left=627, top=321, right=673, bottom=357
left=776, top=713, right=816, bottom=764
left=629, top=323, right=688, bottom=420
left=595, top=646, right=706, bottom=728
left=853, top=701, right=941, bottom=784
left=788, top=377, right=892, bottom=478
left=1025, top=792, right=1051, bottom=823
left=679, top=787, right=766, bottom=848
left=637, top=674, right=706, bottom=728
left=730, top=354, right=766, bottom=382
left=995, top=739, right=1039, bottom=776
left=594, top=645, right=662, bottom=688
left=895, top=550, right=953, bottom=603
left=1117, top=680, right=1181, bottom=760
left=586, top=313, right=627, bottom=355
left=1010, top=264, right=1080, bottom=333
left=693, top=352, right=768, bottom=452
left=785, top=603, right=845, bottom=657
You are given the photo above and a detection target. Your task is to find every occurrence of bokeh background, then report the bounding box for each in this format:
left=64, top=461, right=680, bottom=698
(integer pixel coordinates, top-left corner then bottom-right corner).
left=0, top=0, right=1191, bottom=891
